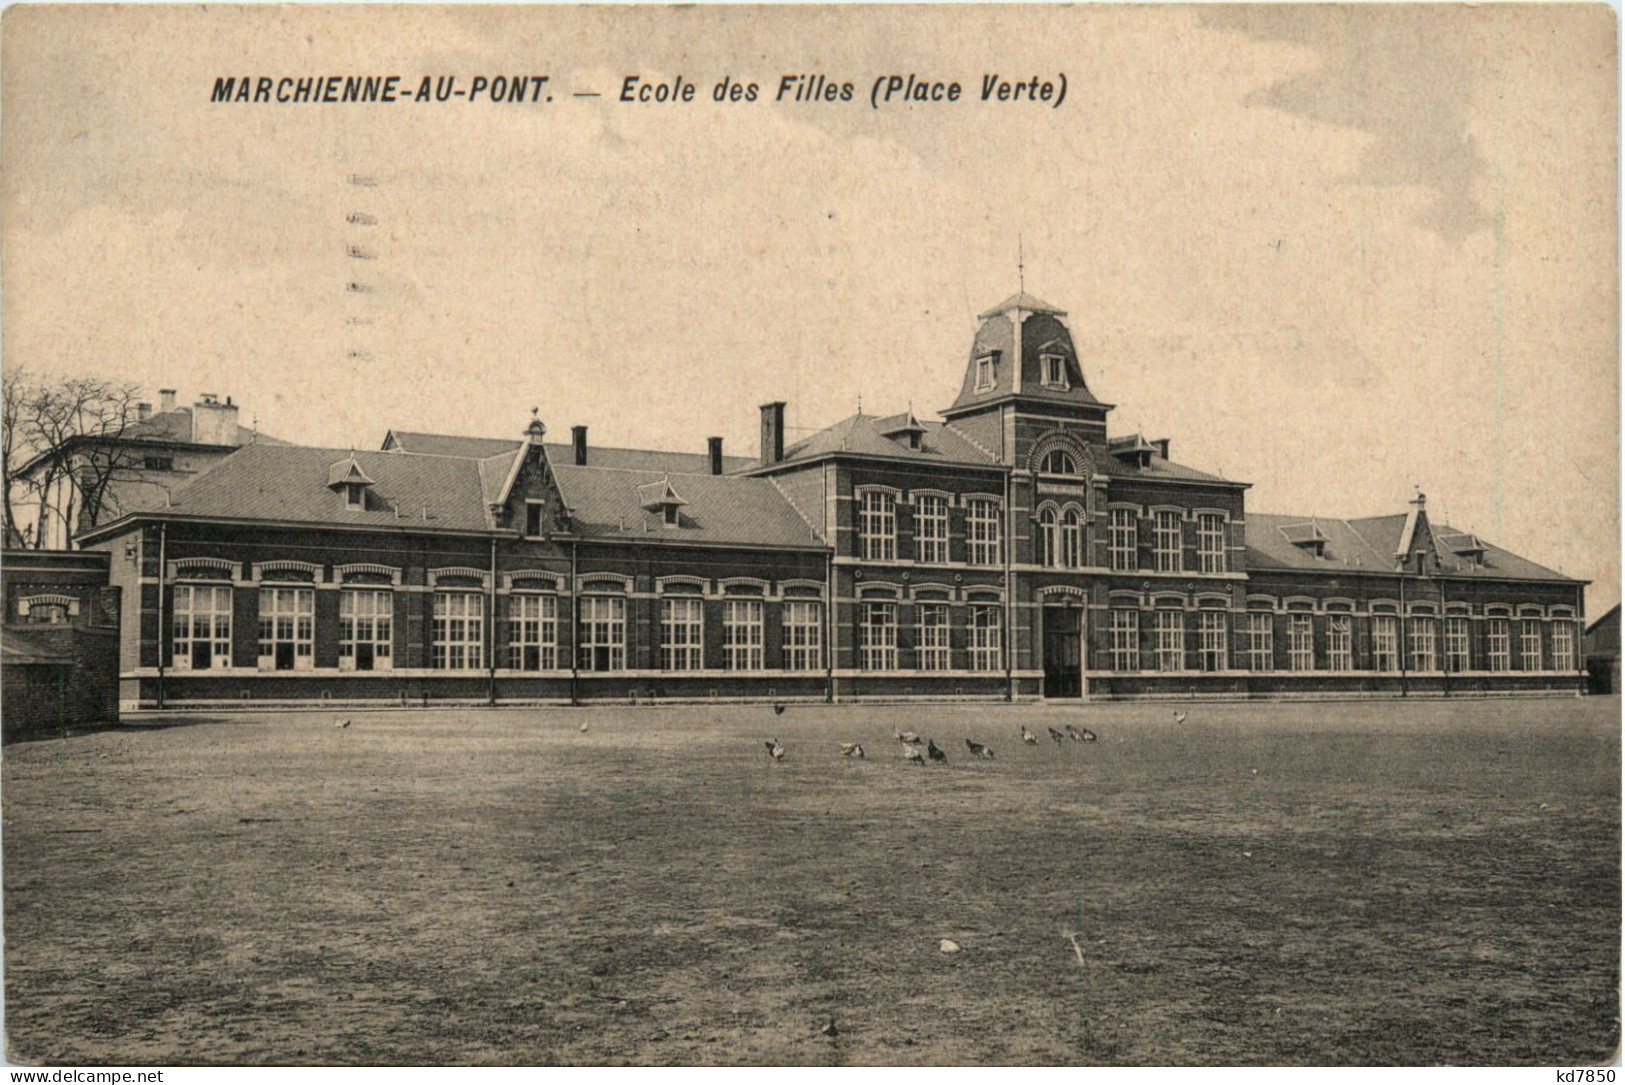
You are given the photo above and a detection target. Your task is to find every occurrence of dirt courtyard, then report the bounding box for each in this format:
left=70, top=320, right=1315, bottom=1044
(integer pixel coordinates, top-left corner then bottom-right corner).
left=3, top=697, right=1618, bottom=1065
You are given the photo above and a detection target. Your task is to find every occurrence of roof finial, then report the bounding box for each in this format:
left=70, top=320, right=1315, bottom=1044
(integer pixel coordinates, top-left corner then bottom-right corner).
left=857, top=392, right=863, bottom=415
left=1018, top=231, right=1025, bottom=294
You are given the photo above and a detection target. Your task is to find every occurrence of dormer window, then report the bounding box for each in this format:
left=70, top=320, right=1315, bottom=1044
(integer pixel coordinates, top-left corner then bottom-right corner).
left=975, top=354, right=998, bottom=392
left=525, top=501, right=546, bottom=538
left=664, top=504, right=681, bottom=527
left=636, top=476, right=688, bottom=529
left=1041, top=353, right=1068, bottom=390
left=327, top=453, right=376, bottom=511
left=345, top=483, right=365, bottom=510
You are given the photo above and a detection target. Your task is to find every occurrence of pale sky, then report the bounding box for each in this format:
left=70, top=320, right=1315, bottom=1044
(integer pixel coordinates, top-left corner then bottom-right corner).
left=4, top=5, right=1618, bottom=612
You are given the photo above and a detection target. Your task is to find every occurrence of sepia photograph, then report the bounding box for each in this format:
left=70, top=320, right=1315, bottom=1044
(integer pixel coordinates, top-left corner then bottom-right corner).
left=1, top=2, right=1619, bottom=1067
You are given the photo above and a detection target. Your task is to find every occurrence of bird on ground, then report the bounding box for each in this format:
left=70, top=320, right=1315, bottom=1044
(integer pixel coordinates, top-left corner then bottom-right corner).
left=894, top=729, right=922, bottom=745
left=1073, top=726, right=1098, bottom=743
left=1173, top=710, right=1188, bottom=724
left=1047, top=727, right=1066, bottom=744
left=903, top=744, right=925, bottom=765
left=821, top=1018, right=839, bottom=1038
left=579, top=721, right=589, bottom=733
left=335, top=718, right=351, bottom=729
left=1020, top=726, right=1038, bottom=745
left=840, top=742, right=865, bottom=758
left=927, top=739, right=948, bottom=764
left=1065, top=724, right=1086, bottom=742
left=773, top=703, right=787, bottom=716
left=765, top=739, right=785, bottom=761
left=965, top=738, right=995, bottom=759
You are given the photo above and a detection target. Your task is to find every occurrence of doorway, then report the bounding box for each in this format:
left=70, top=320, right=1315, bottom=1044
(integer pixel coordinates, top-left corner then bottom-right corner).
left=1043, top=604, right=1084, bottom=699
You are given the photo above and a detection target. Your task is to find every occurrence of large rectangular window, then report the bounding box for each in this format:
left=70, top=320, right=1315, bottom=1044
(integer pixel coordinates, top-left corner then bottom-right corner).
left=578, top=596, right=626, bottom=672
left=914, top=495, right=949, bottom=564
left=1444, top=617, right=1470, bottom=673
left=723, top=599, right=764, bottom=671
left=970, top=604, right=1002, bottom=671
left=1487, top=618, right=1511, bottom=672
left=172, top=583, right=233, bottom=670
left=1327, top=614, right=1353, bottom=672
left=432, top=591, right=484, bottom=670
left=860, top=491, right=896, bottom=561
left=1109, top=508, right=1138, bottom=572
left=257, top=586, right=314, bottom=671
left=1408, top=617, right=1437, bottom=672
left=1552, top=622, right=1575, bottom=672
left=1198, top=611, right=1227, bottom=672
left=917, top=603, right=950, bottom=671
left=1110, top=609, right=1139, bottom=671
left=1197, top=513, right=1226, bottom=574
left=340, top=588, right=393, bottom=671
left=1520, top=620, right=1543, bottom=670
left=1245, top=612, right=1273, bottom=672
left=966, top=498, right=1002, bottom=566
left=1154, top=510, right=1183, bottom=573
left=1154, top=610, right=1183, bottom=672
left=660, top=597, right=704, bottom=671
left=860, top=602, right=897, bottom=671
left=1059, top=509, right=1083, bottom=569
left=1287, top=614, right=1314, bottom=671
left=1373, top=615, right=1399, bottom=673
left=782, top=600, right=822, bottom=670
left=507, top=594, right=557, bottom=671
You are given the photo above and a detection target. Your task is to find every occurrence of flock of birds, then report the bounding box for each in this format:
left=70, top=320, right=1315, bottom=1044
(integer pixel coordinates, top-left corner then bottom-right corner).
left=764, top=707, right=1137, bottom=765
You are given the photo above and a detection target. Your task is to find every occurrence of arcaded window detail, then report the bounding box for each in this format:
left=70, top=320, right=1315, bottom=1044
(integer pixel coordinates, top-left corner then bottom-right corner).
left=1198, top=612, right=1227, bottom=672
left=782, top=601, right=822, bottom=670
left=1520, top=620, right=1543, bottom=671
left=917, top=603, right=951, bottom=671
left=1110, top=609, right=1139, bottom=671
left=723, top=599, right=764, bottom=671
left=1109, top=508, right=1138, bottom=572
left=258, top=587, right=314, bottom=671
left=507, top=594, right=557, bottom=671
left=1060, top=508, right=1083, bottom=569
left=341, top=588, right=394, bottom=671
left=1245, top=613, right=1273, bottom=672
left=1444, top=618, right=1470, bottom=673
left=1154, top=510, right=1182, bottom=573
left=1552, top=623, right=1575, bottom=672
left=860, top=491, right=896, bottom=561
left=1288, top=614, right=1314, bottom=671
left=1197, top=513, right=1226, bottom=574
left=970, top=604, right=1002, bottom=671
left=1036, top=507, right=1058, bottom=568
left=915, top=495, right=949, bottom=564
left=1040, top=449, right=1076, bottom=474
left=433, top=591, right=484, bottom=671
left=1486, top=619, right=1510, bottom=672
left=1154, top=610, right=1183, bottom=672
left=966, top=498, right=1001, bottom=566
left=172, top=584, right=232, bottom=670
left=860, top=602, right=897, bottom=671
left=1327, top=615, right=1353, bottom=672
left=1408, top=617, right=1437, bottom=672
left=578, top=596, right=626, bottom=672
left=1373, top=615, right=1399, bottom=672
left=661, top=597, right=704, bottom=671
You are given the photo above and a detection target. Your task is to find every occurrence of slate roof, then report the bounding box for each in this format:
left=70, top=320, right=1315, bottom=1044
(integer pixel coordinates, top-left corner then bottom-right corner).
left=382, top=430, right=757, bottom=474
left=977, top=292, right=1067, bottom=319
left=550, top=464, right=821, bottom=547
left=1247, top=511, right=1577, bottom=582
left=775, top=414, right=1002, bottom=468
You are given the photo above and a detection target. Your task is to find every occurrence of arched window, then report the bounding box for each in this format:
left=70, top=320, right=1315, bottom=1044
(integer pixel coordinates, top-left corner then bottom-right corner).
left=1040, top=449, right=1077, bottom=475
left=1060, top=507, right=1083, bottom=568
left=1036, top=507, right=1058, bottom=568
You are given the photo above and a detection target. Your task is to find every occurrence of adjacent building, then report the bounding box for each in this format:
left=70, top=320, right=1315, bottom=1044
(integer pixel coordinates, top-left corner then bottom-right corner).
left=76, top=294, right=1588, bottom=708
left=1, top=549, right=120, bottom=739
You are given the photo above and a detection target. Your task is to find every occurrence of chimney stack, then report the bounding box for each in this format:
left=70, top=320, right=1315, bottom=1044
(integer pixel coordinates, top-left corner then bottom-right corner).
left=159, top=389, right=177, bottom=414
left=137, top=402, right=152, bottom=422
left=759, top=402, right=785, bottom=467
left=572, top=425, right=588, bottom=466
left=708, top=436, right=724, bottom=476
left=190, top=392, right=240, bottom=446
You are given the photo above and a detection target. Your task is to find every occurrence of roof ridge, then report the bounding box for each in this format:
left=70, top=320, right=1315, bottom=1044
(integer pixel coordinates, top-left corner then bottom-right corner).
left=767, top=475, right=823, bottom=542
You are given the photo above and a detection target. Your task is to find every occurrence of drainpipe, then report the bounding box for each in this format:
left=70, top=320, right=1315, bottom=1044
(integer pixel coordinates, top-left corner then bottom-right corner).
left=1398, top=573, right=1408, bottom=698
left=825, top=547, right=836, bottom=704
left=569, top=539, right=579, bottom=706
left=488, top=537, right=498, bottom=706
left=156, top=521, right=167, bottom=710
left=1004, top=468, right=1014, bottom=703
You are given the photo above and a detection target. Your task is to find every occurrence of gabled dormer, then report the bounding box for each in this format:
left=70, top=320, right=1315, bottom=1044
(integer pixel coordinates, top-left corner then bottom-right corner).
left=1439, top=530, right=1488, bottom=569
left=327, top=452, right=375, bottom=511
left=1279, top=520, right=1331, bottom=559
left=879, top=409, right=928, bottom=451
left=1395, top=490, right=1441, bottom=574
left=1109, top=433, right=1157, bottom=470
left=636, top=476, right=688, bottom=528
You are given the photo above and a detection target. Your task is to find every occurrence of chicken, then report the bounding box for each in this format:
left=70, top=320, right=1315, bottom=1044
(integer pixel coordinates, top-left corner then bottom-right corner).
left=903, top=744, right=925, bottom=764
left=765, top=739, right=785, bottom=761
left=894, top=729, right=922, bottom=745
left=927, top=739, right=948, bottom=764
left=1021, top=727, right=1038, bottom=745
left=1047, top=727, right=1066, bottom=744
left=965, top=738, right=995, bottom=759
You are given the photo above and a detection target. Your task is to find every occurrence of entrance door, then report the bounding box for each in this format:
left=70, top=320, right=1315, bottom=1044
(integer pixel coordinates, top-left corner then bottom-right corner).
left=1043, top=605, right=1083, bottom=699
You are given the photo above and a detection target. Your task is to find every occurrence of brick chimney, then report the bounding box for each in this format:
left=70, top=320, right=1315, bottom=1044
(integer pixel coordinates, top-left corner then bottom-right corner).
left=708, top=437, right=724, bottom=476
left=159, top=389, right=177, bottom=414
left=572, top=425, right=588, bottom=466
left=759, top=402, right=785, bottom=467
left=190, top=392, right=240, bottom=446
left=136, top=402, right=152, bottom=422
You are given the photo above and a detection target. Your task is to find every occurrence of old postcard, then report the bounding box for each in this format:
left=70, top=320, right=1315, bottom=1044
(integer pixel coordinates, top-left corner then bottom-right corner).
left=1, top=3, right=1618, bottom=1069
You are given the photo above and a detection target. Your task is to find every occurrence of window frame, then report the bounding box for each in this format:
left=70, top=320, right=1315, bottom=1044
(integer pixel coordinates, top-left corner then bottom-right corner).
left=432, top=590, right=485, bottom=671
left=917, top=603, right=951, bottom=671
left=1154, top=609, right=1184, bottom=672
left=1109, top=508, right=1138, bottom=572
left=1153, top=510, right=1183, bottom=573
left=1408, top=616, right=1437, bottom=673
left=1196, top=513, right=1226, bottom=574
left=722, top=598, right=765, bottom=671
left=1444, top=617, right=1470, bottom=673
left=969, top=603, right=1002, bottom=671
left=859, top=601, right=898, bottom=671
left=1327, top=614, right=1353, bottom=672
left=1486, top=618, right=1511, bottom=672
left=1245, top=612, right=1274, bottom=672
left=914, top=494, right=949, bottom=564
left=1109, top=608, right=1139, bottom=671
left=1519, top=619, right=1543, bottom=671
left=965, top=497, right=1002, bottom=566
left=859, top=490, right=897, bottom=562
left=1373, top=614, right=1399, bottom=673
left=660, top=596, right=705, bottom=671
left=578, top=594, right=627, bottom=672
left=171, top=582, right=233, bottom=671
left=1287, top=613, right=1314, bottom=672
left=507, top=592, right=558, bottom=671
left=782, top=599, right=823, bottom=670
left=340, top=587, right=394, bottom=671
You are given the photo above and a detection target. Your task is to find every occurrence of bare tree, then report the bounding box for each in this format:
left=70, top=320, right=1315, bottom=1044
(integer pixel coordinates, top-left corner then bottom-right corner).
left=4, top=372, right=144, bottom=548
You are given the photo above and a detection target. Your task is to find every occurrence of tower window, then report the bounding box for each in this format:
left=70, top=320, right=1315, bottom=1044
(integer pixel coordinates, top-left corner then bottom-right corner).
left=1040, top=450, right=1077, bottom=475
left=974, top=354, right=997, bottom=392
left=1041, top=354, right=1068, bottom=390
